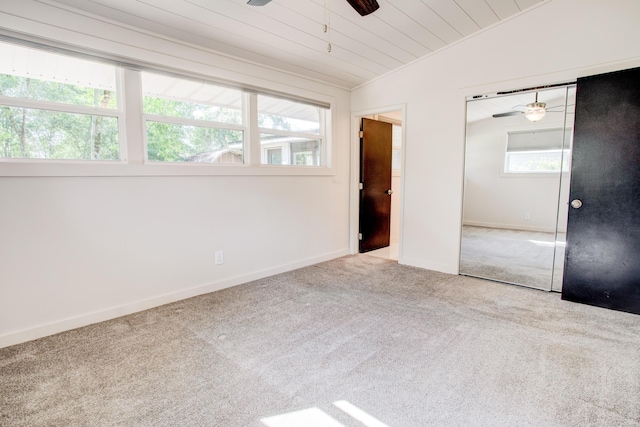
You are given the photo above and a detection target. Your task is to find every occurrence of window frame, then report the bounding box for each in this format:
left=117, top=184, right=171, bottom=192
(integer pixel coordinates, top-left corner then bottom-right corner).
left=0, top=61, right=126, bottom=164
left=502, top=127, right=572, bottom=177
left=257, top=94, right=328, bottom=168
left=140, top=72, right=249, bottom=165
left=504, top=148, right=571, bottom=175
left=0, top=37, right=335, bottom=177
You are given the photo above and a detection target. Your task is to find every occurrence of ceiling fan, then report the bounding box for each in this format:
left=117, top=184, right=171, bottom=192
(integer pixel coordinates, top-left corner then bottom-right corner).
left=247, top=0, right=380, bottom=16
left=492, top=92, right=567, bottom=122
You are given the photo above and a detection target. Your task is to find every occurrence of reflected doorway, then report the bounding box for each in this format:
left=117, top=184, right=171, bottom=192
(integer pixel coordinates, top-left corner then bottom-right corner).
left=460, top=85, right=575, bottom=291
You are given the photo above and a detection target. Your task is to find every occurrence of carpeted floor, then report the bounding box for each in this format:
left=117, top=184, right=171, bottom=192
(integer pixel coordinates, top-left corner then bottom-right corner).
left=1, top=255, right=639, bottom=426
left=460, top=226, right=564, bottom=291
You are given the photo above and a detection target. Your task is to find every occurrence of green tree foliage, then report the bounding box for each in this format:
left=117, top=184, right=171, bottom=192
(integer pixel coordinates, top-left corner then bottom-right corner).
left=258, top=113, right=291, bottom=131
left=509, top=152, right=565, bottom=172
left=144, top=96, right=243, bottom=162
left=0, top=74, right=118, bottom=160
left=146, top=122, right=242, bottom=162
left=1, top=72, right=313, bottom=164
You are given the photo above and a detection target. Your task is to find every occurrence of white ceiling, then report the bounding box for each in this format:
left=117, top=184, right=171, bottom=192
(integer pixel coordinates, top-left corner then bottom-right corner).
left=50, top=0, right=545, bottom=89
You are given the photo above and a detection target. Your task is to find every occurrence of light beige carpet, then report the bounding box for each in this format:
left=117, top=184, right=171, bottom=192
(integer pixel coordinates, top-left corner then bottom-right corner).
left=460, top=225, right=561, bottom=290
left=1, top=255, right=639, bottom=426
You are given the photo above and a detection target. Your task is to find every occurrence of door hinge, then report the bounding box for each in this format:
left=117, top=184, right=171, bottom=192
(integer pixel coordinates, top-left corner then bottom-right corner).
left=358, top=182, right=364, bottom=190
left=359, top=131, right=364, bottom=138
left=358, top=233, right=363, bottom=240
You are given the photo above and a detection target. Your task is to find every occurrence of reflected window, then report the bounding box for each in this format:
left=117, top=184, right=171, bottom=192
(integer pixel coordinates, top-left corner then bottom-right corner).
left=505, top=128, right=571, bottom=173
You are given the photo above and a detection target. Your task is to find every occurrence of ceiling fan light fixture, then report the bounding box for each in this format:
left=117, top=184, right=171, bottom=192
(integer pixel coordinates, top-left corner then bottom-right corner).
left=524, top=102, right=547, bottom=122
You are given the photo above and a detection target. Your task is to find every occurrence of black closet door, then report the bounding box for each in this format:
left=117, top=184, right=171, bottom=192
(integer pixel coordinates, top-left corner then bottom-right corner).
left=562, top=67, right=640, bottom=314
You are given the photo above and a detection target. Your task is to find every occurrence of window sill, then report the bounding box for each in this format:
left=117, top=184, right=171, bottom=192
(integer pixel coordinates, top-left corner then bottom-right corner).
left=500, top=171, right=570, bottom=178
left=0, top=161, right=336, bottom=177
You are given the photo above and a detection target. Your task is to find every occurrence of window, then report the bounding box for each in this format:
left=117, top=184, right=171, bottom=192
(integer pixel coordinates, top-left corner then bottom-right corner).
left=142, top=72, right=245, bottom=164
left=0, top=39, right=332, bottom=174
left=505, top=128, right=571, bottom=173
left=0, top=41, right=121, bottom=161
left=258, top=95, right=326, bottom=166
left=266, top=148, right=282, bottom=165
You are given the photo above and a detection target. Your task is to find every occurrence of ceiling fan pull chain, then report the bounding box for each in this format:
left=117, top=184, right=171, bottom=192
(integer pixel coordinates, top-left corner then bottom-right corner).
left=325, top=0, right=332, bottom=53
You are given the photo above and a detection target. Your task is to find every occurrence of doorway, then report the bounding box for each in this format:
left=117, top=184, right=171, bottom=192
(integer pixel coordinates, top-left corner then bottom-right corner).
left=351, top=108, right=404, bottom=261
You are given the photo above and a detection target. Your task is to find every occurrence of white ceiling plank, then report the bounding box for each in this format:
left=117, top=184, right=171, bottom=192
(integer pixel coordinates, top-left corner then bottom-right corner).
left=56, top=0, right=374, bottom=87
left=378, top=2, right=445, bottom=52
left=224, top=0, right=416, bottom=67
left=485, top=0, right=521, bottom=20
left=141, top=0, right=391, bottom=76
left=515, top=0, right=543, bottom=12
left=452, top=0, right=499, bottom=28
left=80, top=0, right=355, bottom=79
left=424, top=0, right=481, bottom=37
left=386, top=0, right=462, bottom=44
left=43, top=0, right=541, bottom=89
left=246, top=0, right=406, bottom=69
left=304, top=0, right=426, bottom=62
left=272, top=0, right=408, bottom=64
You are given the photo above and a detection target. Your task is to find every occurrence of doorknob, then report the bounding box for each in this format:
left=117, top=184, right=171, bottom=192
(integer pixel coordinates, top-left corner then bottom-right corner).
left=386, top=189, right=393, bottom=195
left=571, top=199, right=583, bottom=209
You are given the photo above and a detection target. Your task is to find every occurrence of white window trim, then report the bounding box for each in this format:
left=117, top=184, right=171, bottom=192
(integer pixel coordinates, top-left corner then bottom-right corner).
left=503, top=149, right=571, bottom=177
left=256, top=95, right=327, bottom=168
left=0, top=39, right=336, bottom=177
left=0, top=95, right=119, bottom=118
left=500, top=127, right=572, bottom=178
left=0, top=67, right=126, bottom=165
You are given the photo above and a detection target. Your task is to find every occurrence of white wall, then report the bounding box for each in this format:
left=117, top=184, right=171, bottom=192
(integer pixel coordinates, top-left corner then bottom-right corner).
left=351, top=0, right=640, bottom=274
left=390, top=171, right=401, bottom=242
left=0, top=1, right=351, bottom=347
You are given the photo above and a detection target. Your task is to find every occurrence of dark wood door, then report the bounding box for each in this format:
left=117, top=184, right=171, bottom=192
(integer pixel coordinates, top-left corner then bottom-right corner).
left=359, top=118, right=392, bottom=253
left=562, top=67, right=640, bottom=314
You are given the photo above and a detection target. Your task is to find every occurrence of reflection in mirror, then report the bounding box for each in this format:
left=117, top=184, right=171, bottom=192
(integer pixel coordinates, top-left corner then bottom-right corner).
left=460, top=86, right=575, bottom=290
left=551, top=86, right=576, bottom=291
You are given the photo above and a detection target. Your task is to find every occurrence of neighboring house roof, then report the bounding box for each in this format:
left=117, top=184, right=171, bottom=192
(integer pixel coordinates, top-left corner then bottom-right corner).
left=186, top=147, right=243, bottom=163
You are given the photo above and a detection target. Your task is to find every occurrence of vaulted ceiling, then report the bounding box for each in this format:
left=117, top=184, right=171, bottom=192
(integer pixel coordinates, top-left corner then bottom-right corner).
left=51, top=0, right=545, bottom=89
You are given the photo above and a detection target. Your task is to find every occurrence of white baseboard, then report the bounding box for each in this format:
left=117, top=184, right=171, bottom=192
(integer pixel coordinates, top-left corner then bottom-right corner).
left=399, top=255, right=459, bottom=276
left=0, top=249, right=350, bottom=349
left=463, top=220, right=557, bottom=234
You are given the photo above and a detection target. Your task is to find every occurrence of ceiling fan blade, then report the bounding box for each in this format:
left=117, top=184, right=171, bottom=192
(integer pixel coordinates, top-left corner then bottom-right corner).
left=493, top=111, right=523, bottom=118
left=546, top=104, right=575, bottom=110
left=345, top=0, right=380, bottom=16
left=247, top=0, right=271, bottom=5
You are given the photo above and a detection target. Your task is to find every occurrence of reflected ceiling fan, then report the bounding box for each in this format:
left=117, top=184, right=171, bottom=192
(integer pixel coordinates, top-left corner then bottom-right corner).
left=247, top=0, right=380, bottom=16
left=492, top=92, right=567, bottom=122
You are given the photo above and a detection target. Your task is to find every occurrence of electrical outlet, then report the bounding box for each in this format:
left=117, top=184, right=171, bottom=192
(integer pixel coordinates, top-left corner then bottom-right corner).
left=215, top=251, right=224, bottom=265
left=524, top=213, right=531, bottom=220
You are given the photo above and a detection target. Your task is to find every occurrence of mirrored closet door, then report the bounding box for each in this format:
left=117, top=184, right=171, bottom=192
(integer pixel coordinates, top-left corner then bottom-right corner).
left=460, top=85, right=576, bottom=291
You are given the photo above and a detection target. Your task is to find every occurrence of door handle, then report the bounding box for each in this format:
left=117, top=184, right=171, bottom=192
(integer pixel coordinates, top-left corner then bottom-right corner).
left=386, top=189, right=393, bottom=195
left=571, top=199, right=583, bottom=209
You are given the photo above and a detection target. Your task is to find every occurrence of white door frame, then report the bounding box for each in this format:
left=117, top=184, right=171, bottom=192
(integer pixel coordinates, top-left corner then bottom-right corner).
left=350, top=104, right=407, bottom=260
